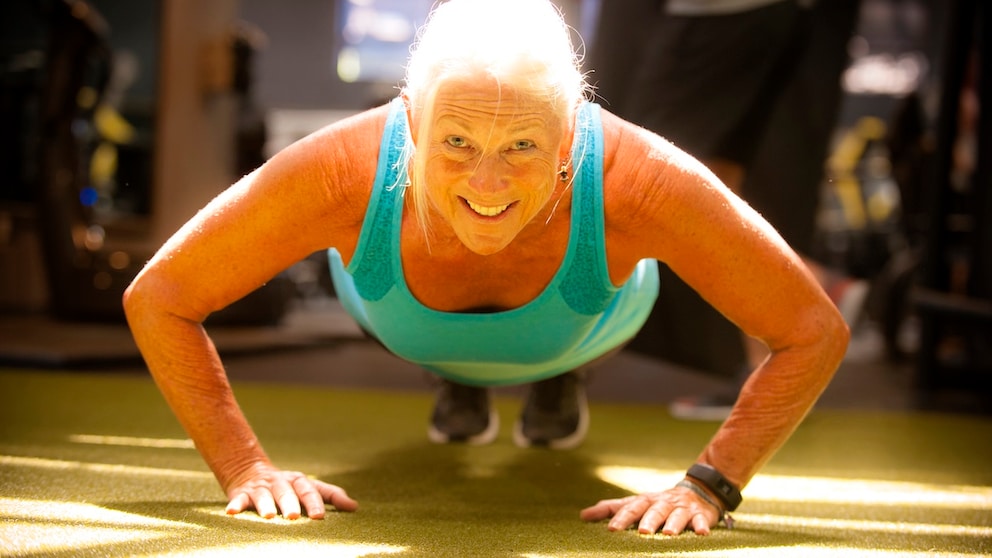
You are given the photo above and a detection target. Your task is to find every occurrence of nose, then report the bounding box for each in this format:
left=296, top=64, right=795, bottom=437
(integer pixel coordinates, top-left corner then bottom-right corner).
left=467, top=154, right=508, bottom=194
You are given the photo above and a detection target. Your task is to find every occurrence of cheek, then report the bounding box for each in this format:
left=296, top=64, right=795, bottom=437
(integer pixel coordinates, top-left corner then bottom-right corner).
left=534, top=177, right=557, bottom=206
left=517, top=175, right=556, bottom=218
left=425, top=151, right=468, bottom=182
left=520, top=160, right=557, bottom=197
left=422, top=159, right=460, bottom=211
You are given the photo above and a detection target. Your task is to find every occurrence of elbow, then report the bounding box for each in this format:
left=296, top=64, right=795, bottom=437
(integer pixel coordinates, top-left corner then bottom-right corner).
left=121, top=268, right=195, bottom=327
left=810, top=306, right=850, bottom=382
left=122, top=272, right=153, bottom=327
left=123, top=267, right=213, bottom=329
left=778, top=303, right=850, bottom=382
left=122, top=276, right=137, bottom=315
left=827, top=307, right=851, bottom=364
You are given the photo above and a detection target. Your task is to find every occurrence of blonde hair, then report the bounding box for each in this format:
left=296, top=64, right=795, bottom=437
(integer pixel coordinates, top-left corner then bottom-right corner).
left=400, top=0, right=590, bottom=232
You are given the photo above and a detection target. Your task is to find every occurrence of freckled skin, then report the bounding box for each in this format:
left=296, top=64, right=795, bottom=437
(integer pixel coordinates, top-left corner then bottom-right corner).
left=419, top=77, right=566, bottom=255
left=123, top=70, right=849, bottom=534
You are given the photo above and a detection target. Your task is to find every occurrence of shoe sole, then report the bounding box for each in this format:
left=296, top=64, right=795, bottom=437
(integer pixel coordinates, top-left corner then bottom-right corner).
left=427, top=409, right=500, bottom=445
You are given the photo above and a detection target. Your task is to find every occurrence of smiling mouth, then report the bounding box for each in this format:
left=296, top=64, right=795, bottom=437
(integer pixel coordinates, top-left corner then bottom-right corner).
left=464, top=198, right=512, bottom=217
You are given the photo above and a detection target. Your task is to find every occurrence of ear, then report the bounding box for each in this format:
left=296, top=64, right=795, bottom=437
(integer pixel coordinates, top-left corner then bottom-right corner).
left=401, top=92, right=417, bottom=144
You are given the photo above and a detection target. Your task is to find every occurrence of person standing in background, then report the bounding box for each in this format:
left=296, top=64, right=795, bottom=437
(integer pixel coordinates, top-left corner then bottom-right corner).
left=588, top=0, right=866, bottom=419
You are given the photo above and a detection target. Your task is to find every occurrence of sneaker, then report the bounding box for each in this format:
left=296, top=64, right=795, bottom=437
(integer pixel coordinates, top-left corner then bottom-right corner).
left=669, top=393, right=737, bottom=421
left=427, top=379, right=499, bottom=445
left=513, top=372, right=589, bottom=450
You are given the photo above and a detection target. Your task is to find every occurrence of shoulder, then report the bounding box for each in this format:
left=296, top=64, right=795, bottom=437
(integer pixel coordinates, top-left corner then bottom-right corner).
left=260, top=103, right=394, bottom=216
left=598, top=107, right=692, bottom=185
left=598, top=107, right=701, bottom=227
left=597, top=107, right=736, bottom=265
left=286, top=103, right=393, bottom=181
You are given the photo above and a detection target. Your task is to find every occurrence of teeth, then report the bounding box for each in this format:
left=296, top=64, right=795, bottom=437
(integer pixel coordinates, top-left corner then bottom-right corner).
left=466, top=200, right=510, bottom=217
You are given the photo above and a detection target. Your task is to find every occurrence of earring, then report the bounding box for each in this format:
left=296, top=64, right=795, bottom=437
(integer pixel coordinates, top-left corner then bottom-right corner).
left=558, top=160, right=570, bottom=182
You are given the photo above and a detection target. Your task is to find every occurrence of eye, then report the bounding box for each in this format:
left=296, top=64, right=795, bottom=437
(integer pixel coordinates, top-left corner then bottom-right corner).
left=445, top=135, right=467, bottom=148
left=510, top=140, right=535, bottom=151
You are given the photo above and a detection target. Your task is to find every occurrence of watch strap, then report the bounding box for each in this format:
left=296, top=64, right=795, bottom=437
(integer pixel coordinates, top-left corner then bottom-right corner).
left=686, top=463, right=743, bottom=511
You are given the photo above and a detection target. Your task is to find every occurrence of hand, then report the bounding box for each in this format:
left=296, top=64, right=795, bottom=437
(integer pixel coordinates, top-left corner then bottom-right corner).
left=580, top=484, right=720, bottom=535
left=225, top=467, right=359, bottom=519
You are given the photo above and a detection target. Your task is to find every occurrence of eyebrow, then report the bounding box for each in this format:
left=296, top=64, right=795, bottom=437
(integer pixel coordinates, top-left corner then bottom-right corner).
left=506, top=117, right=549, bottom=134
left=434, top=114, right=548, bottom=137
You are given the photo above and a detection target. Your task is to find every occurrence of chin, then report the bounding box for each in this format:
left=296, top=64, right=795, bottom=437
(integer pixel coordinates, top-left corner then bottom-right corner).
left=456, top=230, right=515, bottom=255
left=450, top=215, right=523, bottom=255
left=463, top=239, right=512, bottom=256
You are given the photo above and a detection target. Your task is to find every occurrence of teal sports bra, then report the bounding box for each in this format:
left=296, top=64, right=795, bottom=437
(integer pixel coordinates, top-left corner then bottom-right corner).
left=329, top=98, right=659, bottom=386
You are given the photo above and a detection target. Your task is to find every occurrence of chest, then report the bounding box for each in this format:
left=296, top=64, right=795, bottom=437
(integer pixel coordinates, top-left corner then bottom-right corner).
left=399, top=217, right=571, bottom=312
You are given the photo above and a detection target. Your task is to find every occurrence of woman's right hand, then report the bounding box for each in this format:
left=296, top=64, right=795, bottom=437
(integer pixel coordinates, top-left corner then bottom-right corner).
left=224, top=466, right=359, bottom=520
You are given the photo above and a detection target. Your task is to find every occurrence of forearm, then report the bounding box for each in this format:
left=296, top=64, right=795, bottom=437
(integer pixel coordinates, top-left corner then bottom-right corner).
left=696, top=332, right=847, bottom=490
left=125, top=298, right=272, bottom=493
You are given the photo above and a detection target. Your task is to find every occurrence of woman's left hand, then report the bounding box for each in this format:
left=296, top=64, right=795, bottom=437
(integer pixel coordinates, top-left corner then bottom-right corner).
left=580, top=485, right=721, bottom=535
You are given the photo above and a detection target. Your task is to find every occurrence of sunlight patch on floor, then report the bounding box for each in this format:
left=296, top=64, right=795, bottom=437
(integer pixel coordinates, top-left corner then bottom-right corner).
left=1, top=522, right=171, bottom=556
left=0, top=498, right=202, bottom=529
left=522, top=546, right=984, bottom=558
left=744, top=475, right=992, bottom=509
left=597, top=466, right=992, bottom=510
left=196, top=507, right=321, bottom=525
left=0, top=454, right=213, bottom=479
left=137, top=541, right=407, bottom=557
left=672, top=546, right=985, bottom=558
left=0, top=498, right=202, bottom=556
left=68, top=434, right=195, bottom=449
left=737, top=513, right=992, bottom=538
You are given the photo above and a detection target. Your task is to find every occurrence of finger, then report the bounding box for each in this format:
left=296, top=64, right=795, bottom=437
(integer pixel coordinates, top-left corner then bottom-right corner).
left=637, top=503, right=673, bottom=535
left=226, top=492, right=251, bottom=515
left=292, top=476, right=328, bottom=519
left=690, top=512, right=712, bottom=536
left=272, top=477, right=302, bottom=520
left=579, top=497, right=635, bottom=522
left=579, top=501, right=614, bottom=522
left=315, top=481, right=359, bottom=513
left=660, top=507, right=692, bottom=536
left=607, top=498, right=652, bottom=532
left=252, top=486, right=278, bottom=519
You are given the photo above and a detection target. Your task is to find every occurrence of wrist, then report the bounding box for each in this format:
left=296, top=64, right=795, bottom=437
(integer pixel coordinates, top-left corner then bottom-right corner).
left=217, top=454, right=273, bottom=494
left=676, top=479, right=723, bottom=513
left=685, top=463, right=743, bottom=512
left=676, top=478, right=736, bottom=530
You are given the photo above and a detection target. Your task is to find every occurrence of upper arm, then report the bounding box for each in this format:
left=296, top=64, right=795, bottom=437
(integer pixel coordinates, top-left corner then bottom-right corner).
left=125, top=105, right=389, bottom=322
left=602, top=111, right=845, bottom=353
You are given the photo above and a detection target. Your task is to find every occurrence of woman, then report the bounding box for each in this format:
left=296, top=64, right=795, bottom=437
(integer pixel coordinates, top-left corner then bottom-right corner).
left=123, top=0, right=848, bottom=536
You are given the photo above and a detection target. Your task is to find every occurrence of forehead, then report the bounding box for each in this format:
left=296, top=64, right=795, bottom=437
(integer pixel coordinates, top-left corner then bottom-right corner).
left=429, top=75, right=562, bottom=133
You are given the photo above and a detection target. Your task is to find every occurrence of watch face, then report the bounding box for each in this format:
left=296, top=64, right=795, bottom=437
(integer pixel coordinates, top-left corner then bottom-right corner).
left=688, top=464, right=742, bottom=511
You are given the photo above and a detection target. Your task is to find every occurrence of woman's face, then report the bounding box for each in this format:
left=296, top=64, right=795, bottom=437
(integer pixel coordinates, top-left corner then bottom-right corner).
left=419, top=76, right=566, bottom=255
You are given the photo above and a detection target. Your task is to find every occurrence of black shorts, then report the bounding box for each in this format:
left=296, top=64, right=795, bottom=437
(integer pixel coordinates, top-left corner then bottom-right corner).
left=623, top=0, right=809, bottom=166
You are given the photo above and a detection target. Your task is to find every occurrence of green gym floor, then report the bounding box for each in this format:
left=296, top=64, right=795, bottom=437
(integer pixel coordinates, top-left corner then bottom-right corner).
left=1, top=301, right=991, bottom=557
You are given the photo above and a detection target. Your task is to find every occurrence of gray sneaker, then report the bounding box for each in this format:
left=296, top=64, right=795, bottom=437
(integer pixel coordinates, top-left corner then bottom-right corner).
left=427, top=380, right=499, bottom=445
left=513, top=372, right=589, bottom=450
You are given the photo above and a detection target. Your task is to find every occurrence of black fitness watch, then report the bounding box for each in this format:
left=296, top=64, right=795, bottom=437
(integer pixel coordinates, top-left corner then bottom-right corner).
left=686, top=463, right=743, bottom=512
